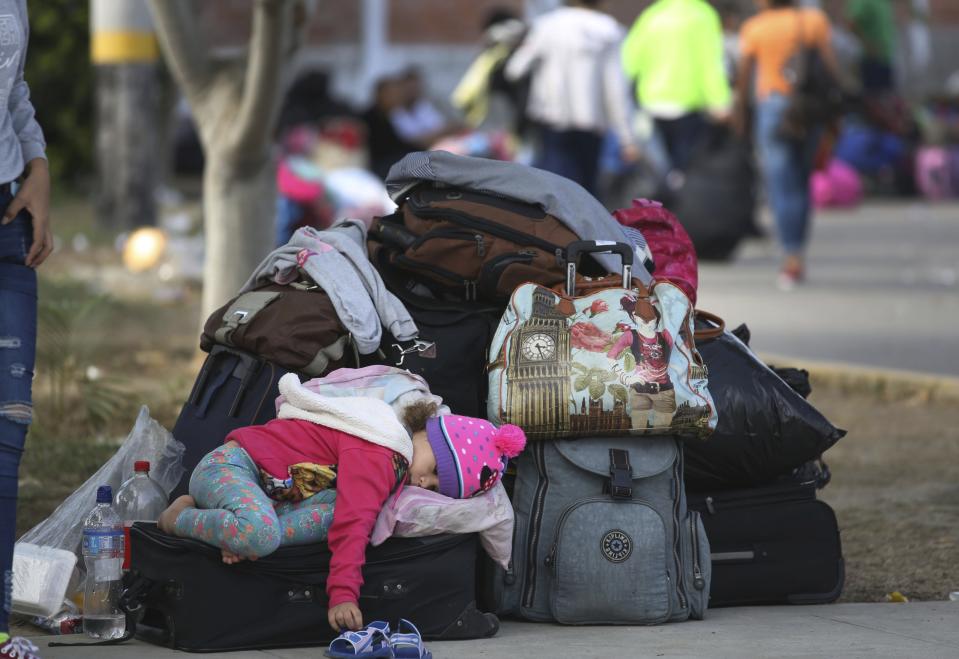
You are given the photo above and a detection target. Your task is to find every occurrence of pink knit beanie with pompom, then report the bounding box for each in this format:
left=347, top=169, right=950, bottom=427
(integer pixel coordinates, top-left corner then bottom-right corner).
left=425, top=415, right=526, bottom=499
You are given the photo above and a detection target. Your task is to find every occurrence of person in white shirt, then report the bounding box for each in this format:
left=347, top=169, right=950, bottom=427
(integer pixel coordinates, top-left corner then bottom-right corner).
left=505, top=0, right=637, bottom=196
left=390, top=67, right=462, bottom=147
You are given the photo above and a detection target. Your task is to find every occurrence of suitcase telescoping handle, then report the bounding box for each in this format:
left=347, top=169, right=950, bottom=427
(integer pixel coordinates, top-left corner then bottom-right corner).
left=565, top=240, right=633, bottom=296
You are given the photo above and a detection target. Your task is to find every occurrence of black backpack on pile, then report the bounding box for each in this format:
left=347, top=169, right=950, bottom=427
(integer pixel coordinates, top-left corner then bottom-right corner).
left=361, top=254, right=502, bottom=418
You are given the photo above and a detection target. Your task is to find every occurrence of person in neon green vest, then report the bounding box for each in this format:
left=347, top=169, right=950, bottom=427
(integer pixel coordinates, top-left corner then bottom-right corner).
left=845, top=0, right=897, bottom=94
left=622, top=0, right=732, bottom=174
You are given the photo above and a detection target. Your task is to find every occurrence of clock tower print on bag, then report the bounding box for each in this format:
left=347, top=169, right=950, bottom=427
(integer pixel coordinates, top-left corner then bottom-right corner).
left=487, top=241, right=716, bottom=440
left=505, top=287, right=574, bottom=434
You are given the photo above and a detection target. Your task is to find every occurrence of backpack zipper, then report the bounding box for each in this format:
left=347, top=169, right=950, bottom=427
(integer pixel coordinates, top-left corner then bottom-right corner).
left=464, top=280, right=477, bottom=301
left=522, top=442, right=549, bottom=609
left=672, top=449, right=688, bottom=610
left=690, top=513, right=705, bottom=591
left=474, top=234, right=486, bottom=257
left=410, top=228, right=487, bottom=257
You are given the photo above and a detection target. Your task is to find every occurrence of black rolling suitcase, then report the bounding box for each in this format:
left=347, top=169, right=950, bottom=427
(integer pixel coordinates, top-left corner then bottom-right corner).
left=687, top=483, right=844, bottom=606
left=170, top=345, right=296, bottom=498
left=668, top=126, right=756, bottom=261
left=125, top=522, right=499, bottom=652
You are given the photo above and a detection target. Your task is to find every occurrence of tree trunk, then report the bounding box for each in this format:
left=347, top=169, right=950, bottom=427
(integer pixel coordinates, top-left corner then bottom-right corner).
left=149, top=0, right=303, bottom=320
left=200, top=150, right=276, bottom=318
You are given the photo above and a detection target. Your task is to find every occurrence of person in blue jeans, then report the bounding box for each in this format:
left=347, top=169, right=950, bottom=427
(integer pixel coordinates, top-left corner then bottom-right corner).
left=0, top=2, right=53, bottom=658
left=733, top=0, right=841, bottom=289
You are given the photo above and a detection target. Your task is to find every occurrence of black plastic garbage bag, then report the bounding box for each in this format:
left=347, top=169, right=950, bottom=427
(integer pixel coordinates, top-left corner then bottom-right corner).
left=685, top=326, right=846, bottom=490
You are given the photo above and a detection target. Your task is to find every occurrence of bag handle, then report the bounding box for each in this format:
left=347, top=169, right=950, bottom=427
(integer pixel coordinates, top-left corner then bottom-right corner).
left=565, top=240, right=633, bottom=296
left=552, top=274, right=650, bottom=298
left=693, top=309, right=726, bottom=342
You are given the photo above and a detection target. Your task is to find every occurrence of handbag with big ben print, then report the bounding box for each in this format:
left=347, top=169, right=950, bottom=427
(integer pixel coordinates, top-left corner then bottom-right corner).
left=487, top=241, right=716, bottom=440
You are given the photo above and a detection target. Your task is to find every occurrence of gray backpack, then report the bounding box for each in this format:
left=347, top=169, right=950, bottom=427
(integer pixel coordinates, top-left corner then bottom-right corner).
left=495, top=437, right=710, bottom=624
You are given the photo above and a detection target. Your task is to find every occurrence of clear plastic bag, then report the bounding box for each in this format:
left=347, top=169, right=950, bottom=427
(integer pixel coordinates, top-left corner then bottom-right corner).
left=15, top=406, right=185, bottom=603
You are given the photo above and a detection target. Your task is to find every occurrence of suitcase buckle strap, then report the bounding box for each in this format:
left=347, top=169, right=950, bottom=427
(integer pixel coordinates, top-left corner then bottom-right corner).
left=608, top=449, right=633, bottom=500
left=392, top=339, right=436, bottom=366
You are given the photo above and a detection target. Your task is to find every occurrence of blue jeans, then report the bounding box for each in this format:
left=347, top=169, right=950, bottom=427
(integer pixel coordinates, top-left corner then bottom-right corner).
left=755, top=94, right=820, bottom=256
left=533, top=126, right=603, bottom=196
left=0, top=188, right=35, bottom=633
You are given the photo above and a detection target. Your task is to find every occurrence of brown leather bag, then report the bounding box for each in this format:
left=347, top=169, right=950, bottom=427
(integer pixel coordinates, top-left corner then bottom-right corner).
left=200, top=281, right=356, bottom=376
left=369, top=184, right=602, bottom=302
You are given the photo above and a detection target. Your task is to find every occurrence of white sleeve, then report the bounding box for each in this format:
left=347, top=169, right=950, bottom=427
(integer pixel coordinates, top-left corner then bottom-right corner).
left=504, top=23, right=542, bottom=82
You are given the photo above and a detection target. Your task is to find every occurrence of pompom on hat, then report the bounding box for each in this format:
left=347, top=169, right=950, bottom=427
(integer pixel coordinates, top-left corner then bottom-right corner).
left=425, top=415, right=526, bottom=499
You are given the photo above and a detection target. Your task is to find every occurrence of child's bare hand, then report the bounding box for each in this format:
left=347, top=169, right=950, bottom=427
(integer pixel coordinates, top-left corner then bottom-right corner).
left=328, top=601, right=363, bottom=632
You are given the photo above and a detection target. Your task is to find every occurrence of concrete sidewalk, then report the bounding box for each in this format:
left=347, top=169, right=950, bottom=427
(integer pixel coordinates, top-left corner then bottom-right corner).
left=697, top=200, right=959, bottom=378
left=34, top=602, right=959, bottom=659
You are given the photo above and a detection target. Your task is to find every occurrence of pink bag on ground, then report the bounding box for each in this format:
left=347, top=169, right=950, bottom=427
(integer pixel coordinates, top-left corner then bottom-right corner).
left=811, top=159, right=863, bottom=208
left=915, top=147, right=957, bottom=200
left=613, top=198, right=699, bottom=305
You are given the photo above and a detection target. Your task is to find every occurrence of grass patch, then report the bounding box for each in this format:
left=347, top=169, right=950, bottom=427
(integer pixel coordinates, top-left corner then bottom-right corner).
left=16, top=217, right=200, bottom=536
left=16, top=279, right=197, bottom=536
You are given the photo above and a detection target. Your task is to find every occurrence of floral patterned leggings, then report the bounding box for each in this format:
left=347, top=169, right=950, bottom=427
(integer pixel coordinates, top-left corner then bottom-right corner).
left=174, top=445, right=336, bottom=559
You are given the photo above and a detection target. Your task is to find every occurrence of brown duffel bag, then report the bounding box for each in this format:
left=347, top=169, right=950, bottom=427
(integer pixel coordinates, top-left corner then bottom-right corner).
left=369, top=184, right=603, bottom=302
left=200, top=281, right=356, bottom=377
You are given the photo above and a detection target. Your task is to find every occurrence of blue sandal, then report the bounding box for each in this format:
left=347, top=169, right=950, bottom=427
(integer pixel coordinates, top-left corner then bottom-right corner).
left=389, top=619, right=432, bottom=659
left=326, top=620, right=393, bottom=658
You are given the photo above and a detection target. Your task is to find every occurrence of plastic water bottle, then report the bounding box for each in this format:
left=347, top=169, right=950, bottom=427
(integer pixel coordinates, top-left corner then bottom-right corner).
left=115, top=460, right=167, bottom=569
left=81, top=485, right=126, bottom=639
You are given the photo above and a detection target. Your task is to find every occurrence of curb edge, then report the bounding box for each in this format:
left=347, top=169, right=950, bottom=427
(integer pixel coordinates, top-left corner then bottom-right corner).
left=757, top=353, right=959, bottom=404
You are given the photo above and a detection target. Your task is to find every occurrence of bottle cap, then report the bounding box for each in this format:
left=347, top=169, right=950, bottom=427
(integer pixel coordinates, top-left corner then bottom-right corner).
left=134, top=460, right=150, bottom=473
left=96, top=485, right=113, bottom=503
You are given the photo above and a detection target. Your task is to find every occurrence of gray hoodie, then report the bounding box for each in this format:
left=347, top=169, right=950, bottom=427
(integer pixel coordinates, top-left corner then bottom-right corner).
left=0, top=0, right=46, bottom=184
left=240, top=221, right=418, bottom=355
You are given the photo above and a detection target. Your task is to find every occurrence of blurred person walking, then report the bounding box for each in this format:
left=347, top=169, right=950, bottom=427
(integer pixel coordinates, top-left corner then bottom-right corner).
left=451, top=7, right=529, bottom=136
left=0, top=2, right=51, bottom=657
left=390, top=67, right=462, bottom=147
left=845, top=0, right=896, bottom=96
left=504, top=0, right=636, bottom=196
left=361, top=75, right=420, bottom=181
left=621, top=0, right=732, bottom=176
left=733, top=0, right=843, bottom=289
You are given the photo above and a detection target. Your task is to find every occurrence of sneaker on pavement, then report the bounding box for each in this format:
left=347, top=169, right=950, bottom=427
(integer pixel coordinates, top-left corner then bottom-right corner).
left=777, top=256, right=805, bottom=291
left=777, top=269, right=802, bottom=291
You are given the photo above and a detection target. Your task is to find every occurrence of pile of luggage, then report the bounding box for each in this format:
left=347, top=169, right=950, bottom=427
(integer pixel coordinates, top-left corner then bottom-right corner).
left=124, top=152, right=845, bottom=652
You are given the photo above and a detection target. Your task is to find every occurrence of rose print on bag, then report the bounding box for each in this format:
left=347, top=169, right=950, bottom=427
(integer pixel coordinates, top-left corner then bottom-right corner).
left=569, top=322, right=612, bottom=352
left=587, top=299, right=608, bottom=317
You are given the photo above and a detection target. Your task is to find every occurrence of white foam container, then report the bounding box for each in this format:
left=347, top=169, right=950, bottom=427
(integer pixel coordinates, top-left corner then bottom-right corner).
left=11, top=542, right=78, bottom=618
